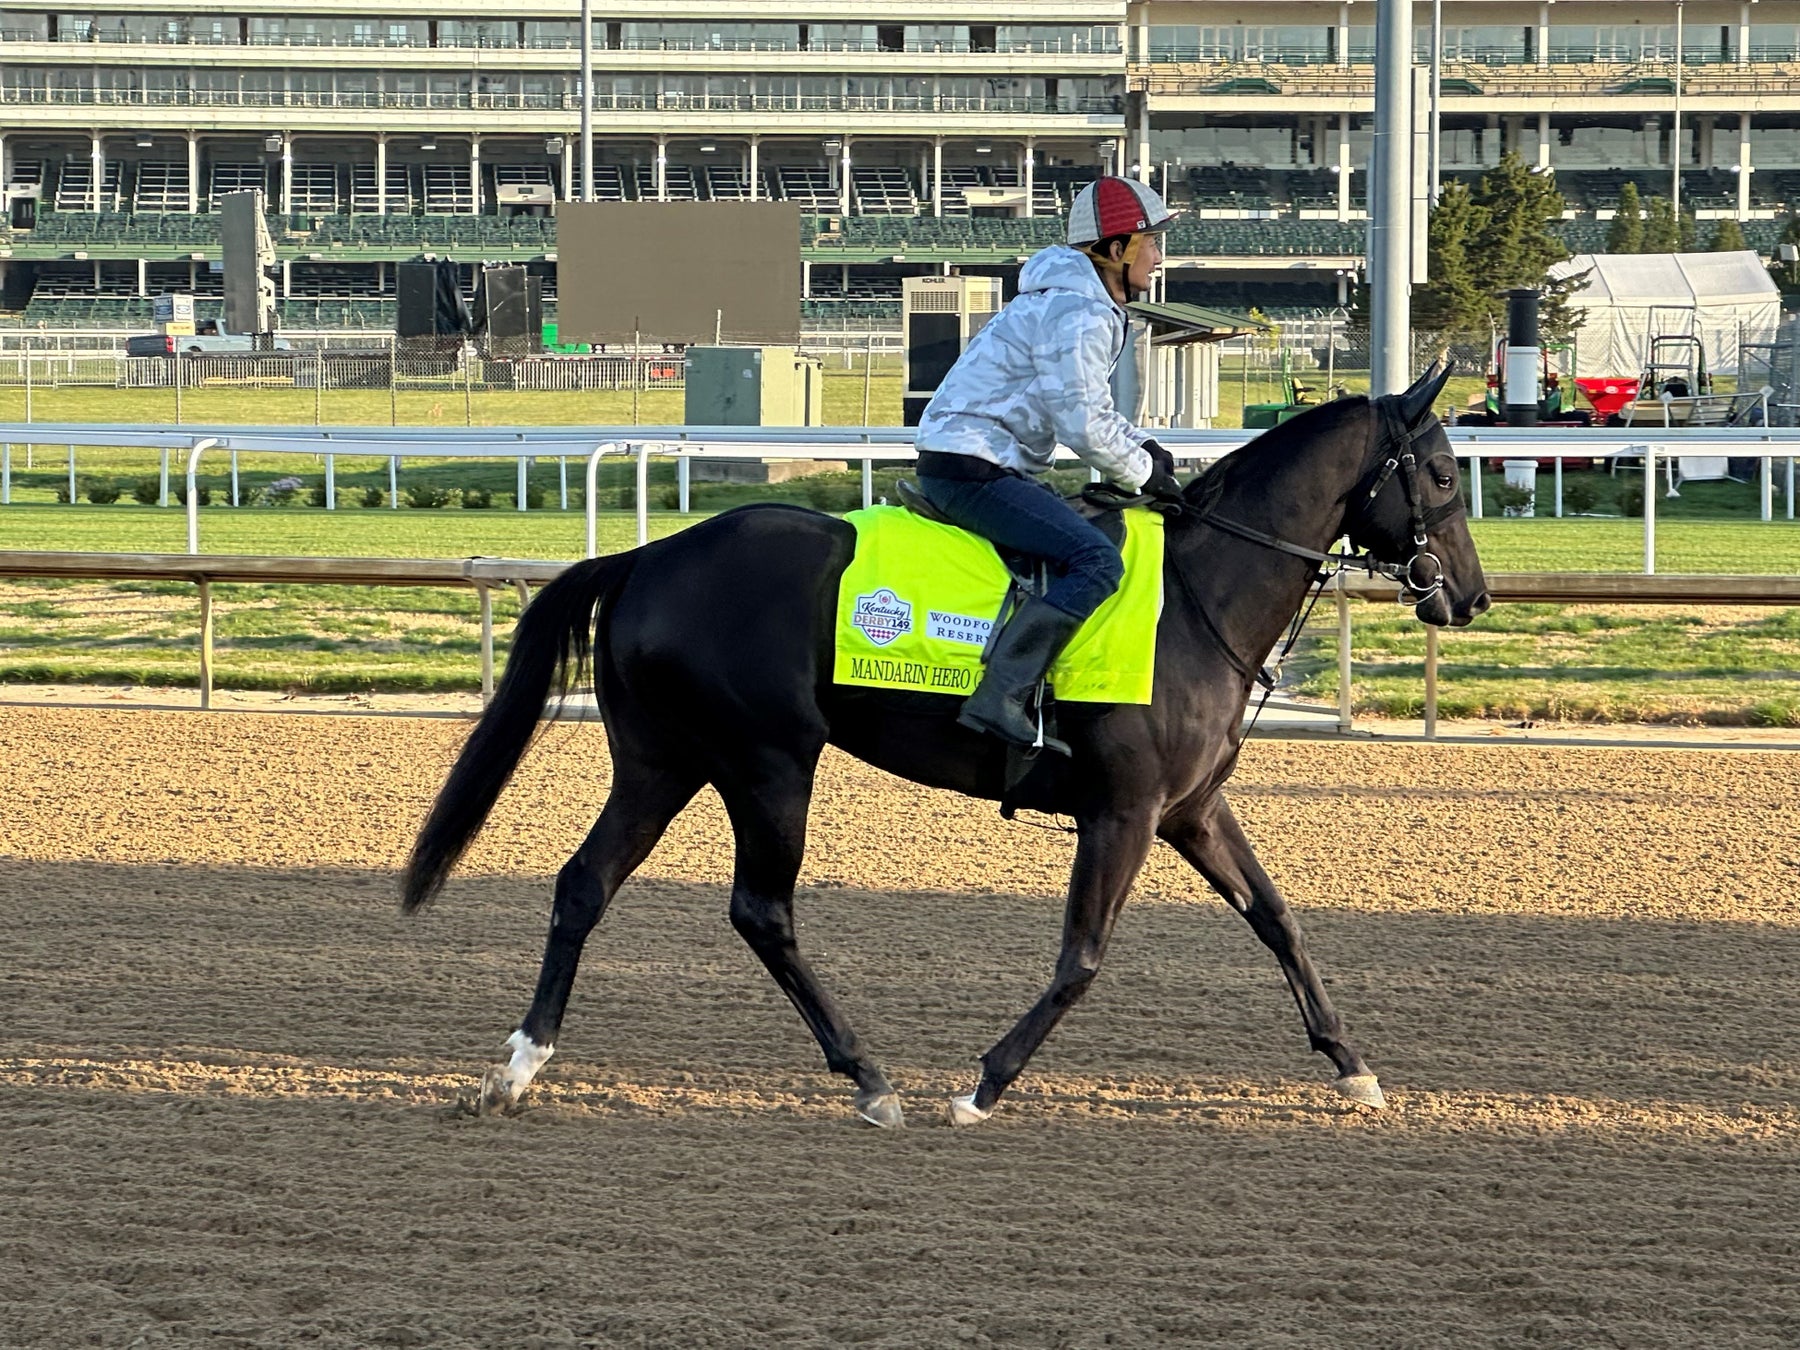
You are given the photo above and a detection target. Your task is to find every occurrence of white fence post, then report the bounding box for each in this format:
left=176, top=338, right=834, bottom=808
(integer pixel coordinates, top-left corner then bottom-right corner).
left=636, top=444, right=651, bottom=546
left=184, top=438, right=220, bottom=553
left=1643, top=447, right=1656, bottom=575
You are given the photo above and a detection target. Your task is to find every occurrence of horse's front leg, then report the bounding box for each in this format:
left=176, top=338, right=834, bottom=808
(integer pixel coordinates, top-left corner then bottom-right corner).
left=1158, top=794, right=1383, bottom=1107
left=949, top=808, right=1157, bottom=1125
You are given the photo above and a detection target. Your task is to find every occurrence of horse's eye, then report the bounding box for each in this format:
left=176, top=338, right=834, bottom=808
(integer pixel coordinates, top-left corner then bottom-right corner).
left=1433, top=472, right=1455, bottom=490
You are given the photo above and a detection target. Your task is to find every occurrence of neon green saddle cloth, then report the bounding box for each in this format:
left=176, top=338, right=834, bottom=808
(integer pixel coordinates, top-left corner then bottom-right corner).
left=832, top=505, right=1164, bottom=705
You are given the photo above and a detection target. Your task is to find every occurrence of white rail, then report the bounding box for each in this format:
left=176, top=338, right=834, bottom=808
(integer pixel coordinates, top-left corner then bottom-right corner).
left=0, top=423, right=1795, bottom=573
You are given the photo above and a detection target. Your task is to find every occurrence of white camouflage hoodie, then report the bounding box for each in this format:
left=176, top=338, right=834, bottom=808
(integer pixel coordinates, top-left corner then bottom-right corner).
left=914, top=244, right=1153, bottom=492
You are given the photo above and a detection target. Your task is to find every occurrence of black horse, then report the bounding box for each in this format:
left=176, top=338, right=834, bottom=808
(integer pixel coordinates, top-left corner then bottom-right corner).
left=403, top=364, right=1487, bottom=1127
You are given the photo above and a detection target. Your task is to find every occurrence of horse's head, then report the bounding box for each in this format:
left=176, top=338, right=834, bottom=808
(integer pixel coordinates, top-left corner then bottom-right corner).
left=1348, top=364, right=1491, bottom=627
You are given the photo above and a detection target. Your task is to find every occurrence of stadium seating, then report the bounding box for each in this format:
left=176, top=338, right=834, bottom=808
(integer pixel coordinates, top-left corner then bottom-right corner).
left=777, top=167, right=838, bottom=210
left=349, top=163, right=416, bottom=214
left=131, top=162, right=192, bottom=214
left=634, top=163, right=701, bottom=201
left=289, top=164, right=342, bottom=214
left=852, top=166, right=919, bottom=215
left=209, top=162, right=270, bottom=210
left=54, top=159, right=124, bottom=213
left=422, top=164, right=475, bottom=214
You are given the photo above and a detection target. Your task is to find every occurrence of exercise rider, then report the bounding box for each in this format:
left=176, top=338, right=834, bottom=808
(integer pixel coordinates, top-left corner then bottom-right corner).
left=914, top=175, right=1185, bottom=750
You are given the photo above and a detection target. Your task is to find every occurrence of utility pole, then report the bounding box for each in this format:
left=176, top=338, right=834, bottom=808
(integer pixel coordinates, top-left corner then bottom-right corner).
left=1370, top=0, right=1415, bottom=394
left=1672, top=0, right=1685, bottom=219
left=580, top=0, right=594, bottom=203
left=1428, top=0, right=1443, bottom=206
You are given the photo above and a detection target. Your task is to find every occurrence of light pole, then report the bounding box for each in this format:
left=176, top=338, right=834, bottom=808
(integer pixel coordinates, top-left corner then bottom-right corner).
left=1429, top=0, right=1442, bottom=206
left=1370, top=0, right=1415, bottom=395
left=580, top=0, right=594, bottom=203
left=1672, top=0, right=1684, bottom=218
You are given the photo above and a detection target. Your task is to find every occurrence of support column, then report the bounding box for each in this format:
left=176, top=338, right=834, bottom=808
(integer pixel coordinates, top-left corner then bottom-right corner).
left=1537, top=2, right=1550, bottom=66
left=1337, top=112, right=1351, bottom=221
left=1643, top=116, right=1661, bottom=167
left=1739, top=113, right=1753, bottom=218
left=655, top=135, right=667, bottom=201
left=1369, top=0, right=1414, bottom=396
left=470, top=134, right=481, bottom=213
left=282, top=257, right=292, bottom=298
left=1023, top=137, right=1035, bottom=217
left=0, top=134, right=8, bottom=217
left=376, top=133, right=387, bottom=214
left=1503, top=114, right=1524, bottom=158
left=839, top=139, right=852, bottom=216
left=1697, top=114, right=1716, bottom=169
left=748, top=135, right=759, bottom=201
left=137, top=257, right=147, bottom=296
left=186, top=130, right=199, bottom=214
left=1484, top=112, right=1501, bottom=166
left=932, top=136, right=943, bottom=216
left=1740, top=2, right=1752, bottom=65
left=91, top=133, right=104, bottom=212
left=1136, top=92, right=1150, bottom=181
left=801, top=259, right=811, bottom=298
left=1538, top=113, right=1552, bottom=171
left=280, top=134, right=293, bottom=215
left=561, top=136, right=572, bottom=201
left=1338, top=3, right=1351, bottom=68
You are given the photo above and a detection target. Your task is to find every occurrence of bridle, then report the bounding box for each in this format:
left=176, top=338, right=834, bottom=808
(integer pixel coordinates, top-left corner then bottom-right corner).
left=1148, top=394, right=1469, bottom=722
left=1198, top=394, right=1466, bottom=602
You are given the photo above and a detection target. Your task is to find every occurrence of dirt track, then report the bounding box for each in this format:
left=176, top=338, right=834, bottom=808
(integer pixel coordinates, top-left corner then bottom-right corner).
left=3, top=707, right=1798, bottom=1348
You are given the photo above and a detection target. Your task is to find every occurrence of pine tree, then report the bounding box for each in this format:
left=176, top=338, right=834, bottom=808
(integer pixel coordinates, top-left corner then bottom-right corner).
left=1708, top=216, right=1748, bottom=252
left=1678, top=210, right=1698, bottom=251
left=1643, top=196, right=1680, bottom=251
left=1606, top=182, right=1645, bottom=253
left=1469, top=152, right=1582, bottom=339
left=1411, top=180, right=1491, bottom=335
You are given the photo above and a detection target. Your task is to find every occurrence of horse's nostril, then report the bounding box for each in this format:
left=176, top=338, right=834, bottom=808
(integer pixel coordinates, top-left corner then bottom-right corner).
left=1470, top=590, right=1492, bottom=618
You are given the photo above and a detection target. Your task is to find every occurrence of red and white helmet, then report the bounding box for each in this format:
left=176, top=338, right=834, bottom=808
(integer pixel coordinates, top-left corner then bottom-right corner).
left=1067, top=176, right=1176, bottom=247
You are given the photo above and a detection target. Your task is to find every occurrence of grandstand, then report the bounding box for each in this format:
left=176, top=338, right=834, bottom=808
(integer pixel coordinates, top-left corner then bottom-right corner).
left=4, top=3, right=1800, bottom=327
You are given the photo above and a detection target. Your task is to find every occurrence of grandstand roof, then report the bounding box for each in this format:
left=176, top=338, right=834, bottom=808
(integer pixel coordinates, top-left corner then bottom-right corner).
left=1125, top=299, right=1263, bottom=343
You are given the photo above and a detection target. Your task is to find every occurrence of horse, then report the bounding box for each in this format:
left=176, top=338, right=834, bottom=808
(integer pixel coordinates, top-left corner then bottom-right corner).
left=401, top=363, right=1487, bottom=1128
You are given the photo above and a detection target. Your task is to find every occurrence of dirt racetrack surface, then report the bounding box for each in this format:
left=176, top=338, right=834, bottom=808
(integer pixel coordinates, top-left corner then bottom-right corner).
left=3, top=706, right=1798, bottom=1348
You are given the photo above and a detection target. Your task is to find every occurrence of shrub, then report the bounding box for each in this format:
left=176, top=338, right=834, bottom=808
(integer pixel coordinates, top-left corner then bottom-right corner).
left=461, top=485, right=493, bottom=509
left=264, top=475, right=304, bottom=506
left=405, top=484, right=452, bottom=509
left=1491, top=483, right=1534, bottom=516
left=361, top=486, right=386, bottom=508
left=657, top=483, right=681, bottom=510
left=174, top=483, right=212, bottom=507
left=132, top=477, right=162, bottom=505
left=54, top=484, right=72, bottom=503
left=523, top=483, right=547, bottom=510
left=1619, top=483, right=1645, bottom=517
left=84, top=479, right=122, bottom=505
left=1561, top=477, right=1600, bottom=514
left=307, top=481, right=331, bottom=508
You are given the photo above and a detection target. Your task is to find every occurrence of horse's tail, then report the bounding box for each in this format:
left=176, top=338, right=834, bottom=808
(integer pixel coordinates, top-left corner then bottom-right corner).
left=400, top=551, right=637, bottom=914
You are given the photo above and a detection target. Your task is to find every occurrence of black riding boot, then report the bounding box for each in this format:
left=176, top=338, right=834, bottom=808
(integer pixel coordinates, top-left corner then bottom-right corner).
left=958, top=597, right=1084, bottom=750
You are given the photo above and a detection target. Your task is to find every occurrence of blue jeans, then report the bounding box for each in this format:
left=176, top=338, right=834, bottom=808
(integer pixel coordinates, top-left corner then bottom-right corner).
left=918, top=472, right=1123, bottom=621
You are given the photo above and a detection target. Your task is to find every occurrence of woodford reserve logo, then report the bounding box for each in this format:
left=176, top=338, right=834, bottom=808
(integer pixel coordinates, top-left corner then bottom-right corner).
left=850, top=588, right=912, bottom=646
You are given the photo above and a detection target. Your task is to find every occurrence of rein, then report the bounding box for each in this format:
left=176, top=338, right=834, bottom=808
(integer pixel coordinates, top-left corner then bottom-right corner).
left=1107, top=396, right=1468, bottom=725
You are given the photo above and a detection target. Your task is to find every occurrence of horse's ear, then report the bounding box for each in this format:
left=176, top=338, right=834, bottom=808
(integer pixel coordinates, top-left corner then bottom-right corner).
left=1398, top=360, right=1452, bottom=427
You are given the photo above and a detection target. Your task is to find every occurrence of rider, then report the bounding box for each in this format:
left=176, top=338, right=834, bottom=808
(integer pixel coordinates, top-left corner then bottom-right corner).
left=913, top=175, right=1185, bottom=750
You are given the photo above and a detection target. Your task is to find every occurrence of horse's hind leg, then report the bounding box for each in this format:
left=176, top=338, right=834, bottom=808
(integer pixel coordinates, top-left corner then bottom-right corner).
left=479, top=762, right=703, bottom=1113
left=714, top=753, right=903, bottom=1128
left=1158, top=795, right=1383, bottom=1108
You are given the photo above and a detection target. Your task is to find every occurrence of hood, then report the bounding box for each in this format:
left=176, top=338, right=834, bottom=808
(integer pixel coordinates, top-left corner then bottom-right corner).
left=1017, top=245, right=1119, bottom=311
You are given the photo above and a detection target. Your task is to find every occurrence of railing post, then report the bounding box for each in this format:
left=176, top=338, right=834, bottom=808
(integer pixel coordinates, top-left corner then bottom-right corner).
left=389, top=455, right=399, bottom=508
left=559, top=456, right=568, bottom=510
left=197, top=579, right=214, bottom=710
left=516, top=454, right=528, bottom=511
left=584, top=442, right=619, bottom=558
left=1336, top=576, right=1354, bottom=733
left=476, top=582, right=495, bottom=707
left=1643, top=445, right=1656, bottom=575
left=678, top=454, right=691, bottom=513
left=1423, top=623, right=1438, bottom=739
left=159, top=449, right=170, bottom=507
left=1761, top=451, right=1773, bottom=521
left=1553, top=456, right=1563, bottom=517
left=230, top=450, right=240, bottom=507
left=184, top=437, right=219, bottom=553
left=636, top=444, right=651, bottom=546
left=1467, top=449, right=1483, bottom=518
left=324, top=452, right=336, bottom=509
left=862, top=457, right=873, bottom=508
left=2, top=444, right=10, bottom=505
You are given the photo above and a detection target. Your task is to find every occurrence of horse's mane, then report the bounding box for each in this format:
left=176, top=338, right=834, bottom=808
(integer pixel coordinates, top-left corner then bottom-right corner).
left=1180, top=395, right=1373, bottom=521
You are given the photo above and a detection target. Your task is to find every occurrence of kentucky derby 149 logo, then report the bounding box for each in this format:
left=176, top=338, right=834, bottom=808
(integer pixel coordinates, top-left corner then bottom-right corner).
left=851, top=588, right=912, bottom=646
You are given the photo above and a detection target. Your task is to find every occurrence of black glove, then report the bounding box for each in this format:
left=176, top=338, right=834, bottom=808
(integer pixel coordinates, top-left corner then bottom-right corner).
left=1142, top=464, right=1184, bottom=504
left=1143, top=439, right=1178, bottom=478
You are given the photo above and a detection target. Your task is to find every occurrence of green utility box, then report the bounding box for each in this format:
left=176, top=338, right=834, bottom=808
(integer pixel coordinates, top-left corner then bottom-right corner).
left=684, top=346, right=825, bottom=426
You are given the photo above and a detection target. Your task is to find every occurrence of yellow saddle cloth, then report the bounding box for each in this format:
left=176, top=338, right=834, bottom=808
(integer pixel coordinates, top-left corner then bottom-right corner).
left=832, top=505, right=1164, bottom=705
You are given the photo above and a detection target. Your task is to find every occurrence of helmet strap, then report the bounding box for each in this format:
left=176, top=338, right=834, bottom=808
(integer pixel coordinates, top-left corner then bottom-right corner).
left=1085, top=233, right=1150, bottom=298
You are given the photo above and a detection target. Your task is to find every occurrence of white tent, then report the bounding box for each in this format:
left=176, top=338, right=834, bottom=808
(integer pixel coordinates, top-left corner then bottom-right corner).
left=1548, top=250, right=1781, bottom=377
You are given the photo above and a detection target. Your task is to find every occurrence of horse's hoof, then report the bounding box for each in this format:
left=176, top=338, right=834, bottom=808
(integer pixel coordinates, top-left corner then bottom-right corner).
left=477, top=1067, right=518, bottom=1116
left=946, top=1092, right=992, bottom=1127
left=854, top=1091, right=905, bottom=1129
left=1334, top=1072, right=1386, bottom=1109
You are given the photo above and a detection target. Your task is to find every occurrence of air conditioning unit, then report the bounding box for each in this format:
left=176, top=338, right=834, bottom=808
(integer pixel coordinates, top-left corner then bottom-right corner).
left=901, top=275, right=1003, bottom=426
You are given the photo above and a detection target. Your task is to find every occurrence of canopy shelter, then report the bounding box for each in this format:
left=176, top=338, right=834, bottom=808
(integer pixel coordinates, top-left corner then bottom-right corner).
left=1116, top=300, right=1266, bottom=429
left=1549, top=251, right=1781, bottom=378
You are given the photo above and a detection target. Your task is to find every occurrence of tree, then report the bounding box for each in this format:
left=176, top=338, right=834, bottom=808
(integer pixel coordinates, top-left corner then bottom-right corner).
left=1708, top=216, right=1748, bottom=252
left=1411, top=180, right=1491, bottom=335
left=1606, top=182, right=1645, bottom=253
left=1678, top=209, right=1698, bottom=252
left=1643, top=195, right=1680, bottom=252
left=1468, top=151, right=1583, bottom=339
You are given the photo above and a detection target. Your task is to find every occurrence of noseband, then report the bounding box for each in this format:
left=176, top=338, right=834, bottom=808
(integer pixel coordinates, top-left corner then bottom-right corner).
left=1342, top=397, right=1470, bottom=604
